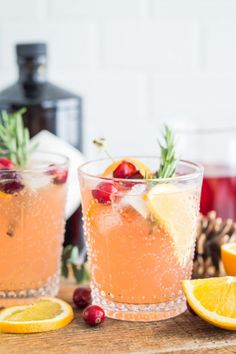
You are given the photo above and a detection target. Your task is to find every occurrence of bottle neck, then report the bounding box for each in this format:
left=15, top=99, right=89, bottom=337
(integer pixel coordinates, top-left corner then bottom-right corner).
left=18, top=55, right=47, bottom=87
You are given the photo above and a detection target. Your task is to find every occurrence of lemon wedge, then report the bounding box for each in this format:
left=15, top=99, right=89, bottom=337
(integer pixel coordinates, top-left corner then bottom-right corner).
left=145, top=183, right=197, bottom=262
left=183, top=277, right=236, bottom=331
left=0, top=297, right=73, bottom=333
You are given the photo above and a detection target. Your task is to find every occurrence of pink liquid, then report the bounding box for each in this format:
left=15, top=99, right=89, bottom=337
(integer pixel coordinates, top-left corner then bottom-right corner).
left=200, top=173, right=236, bottom=220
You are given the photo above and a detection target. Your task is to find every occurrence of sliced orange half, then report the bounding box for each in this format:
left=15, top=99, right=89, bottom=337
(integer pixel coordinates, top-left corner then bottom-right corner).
left=183, top=277, right=236, bottom=331
left=0, top=297, right=73, bottom=333
left=221, top=243, right=236, bottom=276
left=102, top=158, right=152, bottom=178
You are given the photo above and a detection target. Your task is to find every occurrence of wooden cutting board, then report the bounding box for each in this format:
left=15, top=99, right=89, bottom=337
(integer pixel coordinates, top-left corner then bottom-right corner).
left=0, top=279, right=236, bottom=354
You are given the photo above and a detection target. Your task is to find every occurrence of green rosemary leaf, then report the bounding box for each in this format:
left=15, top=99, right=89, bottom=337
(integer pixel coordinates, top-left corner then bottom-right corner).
left=0, top=109, right=34, bottom=168
left=158, top=125, right=177, bottom=179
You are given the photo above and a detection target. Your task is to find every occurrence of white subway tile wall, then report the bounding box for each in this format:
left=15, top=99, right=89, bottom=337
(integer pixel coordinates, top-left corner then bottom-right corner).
left=0, top=0, right=235, bottom=157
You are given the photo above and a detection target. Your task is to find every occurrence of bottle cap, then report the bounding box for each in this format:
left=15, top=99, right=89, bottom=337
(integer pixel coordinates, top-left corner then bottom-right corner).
left=16, top=43, right=47, bottom=58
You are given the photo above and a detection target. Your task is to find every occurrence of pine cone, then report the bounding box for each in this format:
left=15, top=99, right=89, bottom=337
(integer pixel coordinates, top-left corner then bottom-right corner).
left=193, top=211, right=236, bottom=278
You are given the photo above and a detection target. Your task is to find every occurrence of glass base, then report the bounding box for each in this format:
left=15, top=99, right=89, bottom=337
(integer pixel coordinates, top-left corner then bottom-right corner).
left=0, top=273, right=60, bottom=307
left=92, top=288, right=187, bottom=322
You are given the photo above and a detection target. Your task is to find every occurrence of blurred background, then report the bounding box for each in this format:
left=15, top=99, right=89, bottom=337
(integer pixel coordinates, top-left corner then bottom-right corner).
left=1, top=0, right=236, bottom=158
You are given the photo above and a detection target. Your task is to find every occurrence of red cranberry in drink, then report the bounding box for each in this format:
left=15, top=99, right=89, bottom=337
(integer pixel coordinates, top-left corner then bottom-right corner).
left=82, top=305, right=105, bottom=327
left=113, top=161, right=137, bottom=179
left=0, top=158, right=14, bottom=169
left=53, top=170, right=68, bottom=185
left=119, top=170, right=144, bottom=189
left=0, top=171, right=24, bottom=194
left=73, top=286, right=92, bottom=309
left=92, top=182, right=118, bottom=204
left=47, top=165, right=68, bottom=185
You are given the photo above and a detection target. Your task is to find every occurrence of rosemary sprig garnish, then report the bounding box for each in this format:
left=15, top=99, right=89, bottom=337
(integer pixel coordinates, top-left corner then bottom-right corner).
left=0, top=109, right=37, bottom=168
left=157, top=125, right=177, bottom=179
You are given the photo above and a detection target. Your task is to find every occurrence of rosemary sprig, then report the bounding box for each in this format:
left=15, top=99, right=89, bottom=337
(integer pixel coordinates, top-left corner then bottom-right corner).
left=61, top=245, right=90, bottom=283
left=0, top=109, right=38, bottom=168
left=157, top=125, right=177, bottom=179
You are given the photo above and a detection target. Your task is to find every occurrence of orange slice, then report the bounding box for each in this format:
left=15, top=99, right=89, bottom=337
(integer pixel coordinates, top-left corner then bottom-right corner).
left=0, top=297, right=73, bottom=333
left=0, top=191, right=12, bottom=200
left=183, top=277, right=236, bottom=331
left=145, top=184, right=197, bottom=262
left=221, top=243, right=236, bottom=276
left=102, top=158, right=152, bottom=178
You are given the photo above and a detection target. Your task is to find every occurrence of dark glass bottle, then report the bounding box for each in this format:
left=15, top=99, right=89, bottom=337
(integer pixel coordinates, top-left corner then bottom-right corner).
left=0, top=43, right=83, bottom=247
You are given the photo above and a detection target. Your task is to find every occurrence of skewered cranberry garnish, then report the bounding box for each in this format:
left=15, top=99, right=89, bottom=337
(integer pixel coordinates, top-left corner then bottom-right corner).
left=0, top=171, right=24, bottom=194
left=83, top=305, right=105, bottom=326
left=73, top=286, right=92, bottom=309
left=113, top=161, right=137, bottom=179
left=92, top=182, right=118, bottom=204
left=0, top=158, right=14, bottom=169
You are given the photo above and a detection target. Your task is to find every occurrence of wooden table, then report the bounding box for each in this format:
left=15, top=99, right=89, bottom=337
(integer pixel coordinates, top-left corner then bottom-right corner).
left=1, top=279, right=236, bottom=354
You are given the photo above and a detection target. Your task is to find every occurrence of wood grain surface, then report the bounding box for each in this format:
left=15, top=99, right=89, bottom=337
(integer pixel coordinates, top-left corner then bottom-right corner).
left=1, top=279, right=236, bottom=354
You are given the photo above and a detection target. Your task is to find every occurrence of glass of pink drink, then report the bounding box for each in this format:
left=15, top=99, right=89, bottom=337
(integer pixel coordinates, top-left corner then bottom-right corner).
left=79, top=157, right=203, bottom=321
left=0, top=152, right=68, bottom=307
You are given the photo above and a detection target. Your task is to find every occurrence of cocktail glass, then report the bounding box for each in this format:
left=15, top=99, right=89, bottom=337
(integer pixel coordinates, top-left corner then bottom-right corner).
left=0, top=152, right=68, bottom=307
left=78, top=157, right=203, bottom=321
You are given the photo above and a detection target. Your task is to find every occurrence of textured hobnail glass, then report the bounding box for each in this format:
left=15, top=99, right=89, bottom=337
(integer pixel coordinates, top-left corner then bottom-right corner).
left=78, top=157, right=203, bottom=321
left=0, top=152, right=68, bottom=307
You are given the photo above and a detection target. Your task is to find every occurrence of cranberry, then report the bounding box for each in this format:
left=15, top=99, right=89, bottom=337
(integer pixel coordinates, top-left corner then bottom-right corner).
left=113, top=161, right=137, bottom=179
left=0, top=158, right=14, bottom=169
left=83, top=305, right=105, bottom=327
left=73, top=286, right=92, bottom=309
left=53, top=170, right=68, bottom=185
left=92, top=182, right=118, bottom=204
left=0, top=171, right=24, bottom=194
left=47, top=165, right=68, bottom=185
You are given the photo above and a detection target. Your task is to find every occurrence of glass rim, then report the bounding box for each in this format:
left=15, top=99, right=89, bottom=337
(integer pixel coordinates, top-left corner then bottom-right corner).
left=0, top=151, right=69, bottom=174
left=78, top=156, right=204, bottom=183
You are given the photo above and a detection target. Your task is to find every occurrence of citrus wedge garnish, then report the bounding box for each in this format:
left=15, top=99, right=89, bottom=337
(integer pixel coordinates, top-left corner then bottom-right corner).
left=221, top=243, right=236, bottom=276
left=145, top=183, right=197, bottom=262
left=102, top=158, right=152, bottom=178
left=183, top=277, right=236, bottom=331
left=0, top=297, right=73, bottom=333
left=0, top=191, right=12, bottom=200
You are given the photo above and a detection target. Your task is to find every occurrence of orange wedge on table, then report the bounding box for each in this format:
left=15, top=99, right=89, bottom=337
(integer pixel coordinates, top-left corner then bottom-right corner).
left=183, top=277, right=236, bottom=331
left=102, top=158, right=152, bottom=178
left=0, top=297, right=73, bottom=333
left=221, top=243, right=236, bottom=276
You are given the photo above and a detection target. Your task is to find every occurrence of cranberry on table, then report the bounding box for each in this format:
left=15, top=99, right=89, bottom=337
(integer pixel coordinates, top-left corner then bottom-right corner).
left=0, top=158, right=14, bottom=169
left=73, top=286, right=92, bottom=309
left=92, top=182, right=118, bottom=204
left=83, top=305, right=105, bottom=327
left=113, top=161, right=137, bottom=179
